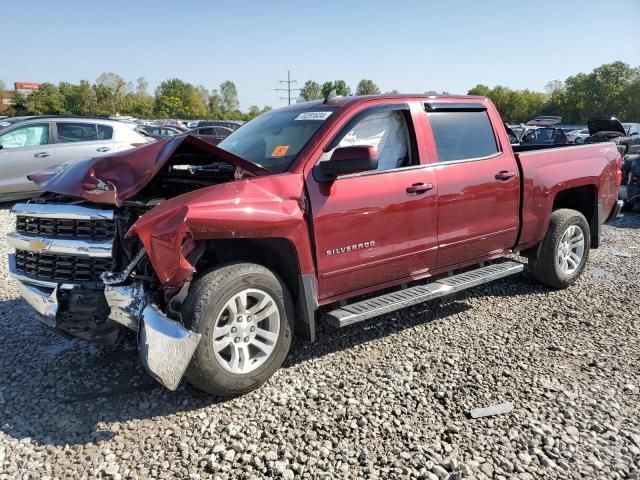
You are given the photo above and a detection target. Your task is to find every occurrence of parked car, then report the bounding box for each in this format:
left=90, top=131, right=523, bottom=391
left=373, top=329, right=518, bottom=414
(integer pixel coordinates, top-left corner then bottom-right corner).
left=187, top=126, right=234, bottom=144
left=521, top=127, right=568, bottom=145
left=622, top=123, right=640, bottom=137
left=0, top=116, right=153, bottom=201
left=584, top=116, right=640, bottom=155
left=620, top=153, right=640, bottom=211
left=8, top=94, right=622, bottom=395
left=140, top=125, right=184, bottom=140
left=566, top=128, right=591, bottom=144
left=197, top=120, right=242, bottom=131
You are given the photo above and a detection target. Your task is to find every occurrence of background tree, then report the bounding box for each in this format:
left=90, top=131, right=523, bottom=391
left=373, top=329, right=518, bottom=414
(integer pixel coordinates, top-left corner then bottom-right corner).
left=299, top=80, right=323, bottom=101
left=355, top=79, right=380, bottom=96
left=13, top=83, right=66, bottom=115
left=208, top=89, right=223, bottom=118
left=321, top=80, right=351, bottom=98
left=0, top=79, right=5, bottom=97
left=195, top=85, right=209, bottom=107
left=154, top=78, right=206, bottom=118
left=96, top=72, right=127, bottom=95
left=59, top=80, right=96, bottom=115
left=219, top=80, right=239, bottom=112
left=246, top=105, right=262, bottom=120
left=136, top=77, right=149, bottom=97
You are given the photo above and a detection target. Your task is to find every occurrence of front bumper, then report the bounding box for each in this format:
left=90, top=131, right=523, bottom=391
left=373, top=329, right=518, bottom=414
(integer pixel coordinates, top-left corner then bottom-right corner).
left=104, top=282, right=201, bottom=390
left=10, top=255, right=201, bottom=390
left=8, top=253, right=68, bottom=324
left=8, top=200, right=201, bottom=390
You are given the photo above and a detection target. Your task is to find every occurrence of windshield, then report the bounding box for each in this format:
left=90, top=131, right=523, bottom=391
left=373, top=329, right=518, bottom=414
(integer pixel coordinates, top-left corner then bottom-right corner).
left=218, top=108, right=335, bottom=173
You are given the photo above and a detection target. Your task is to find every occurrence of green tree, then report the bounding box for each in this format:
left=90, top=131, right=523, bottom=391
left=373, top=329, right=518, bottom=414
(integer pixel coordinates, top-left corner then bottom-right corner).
left=59, top=80, right=97, bottom=115
left=208, top=89, right=223, bottom=118
left=299, top=80, right=323, bottom=101
left=246, top=105, right=262, bottom=120
left=154, top=78, right=207, bottom=118
left=14, top=83, right=66, bottom=115
left=321, top=80, right=351, bottom=98
left=355, top=79, right=380, bottom=96
left=467, top=84, right=492, bottom=97
left=93, top=84, right=119, bottom=116
left=117, top=92, right=154, bottom=118
left=195, top=85, right=209, bottom=107
left=219, top=80, right=239, bottom=112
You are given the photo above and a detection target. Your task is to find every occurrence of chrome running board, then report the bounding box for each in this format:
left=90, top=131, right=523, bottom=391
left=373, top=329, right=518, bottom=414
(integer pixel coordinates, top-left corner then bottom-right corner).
left=325, top=261, right=524, bottom=327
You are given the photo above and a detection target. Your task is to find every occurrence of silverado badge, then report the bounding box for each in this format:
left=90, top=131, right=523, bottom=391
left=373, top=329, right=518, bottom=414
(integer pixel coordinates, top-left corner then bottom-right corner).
left=326, top=241, right=375, bottom=256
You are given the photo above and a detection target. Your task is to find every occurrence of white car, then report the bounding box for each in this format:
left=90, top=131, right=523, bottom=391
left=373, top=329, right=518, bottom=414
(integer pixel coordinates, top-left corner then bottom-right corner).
left=0, top=116, right=154, bottom=201
left=566, top=129, right=590, bottom=144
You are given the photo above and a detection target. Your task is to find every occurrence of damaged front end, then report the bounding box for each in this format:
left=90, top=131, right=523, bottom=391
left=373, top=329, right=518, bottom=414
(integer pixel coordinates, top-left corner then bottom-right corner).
left=8, top=136, right=269, bottom=390
left=103, top=271, right=201, bottom=391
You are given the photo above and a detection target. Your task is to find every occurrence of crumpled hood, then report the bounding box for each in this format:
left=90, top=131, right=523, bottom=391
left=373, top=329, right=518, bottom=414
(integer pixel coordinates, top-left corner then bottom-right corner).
left=27, top=135, right=269, bottom=206
left=588, top=116, right=626, bottom=136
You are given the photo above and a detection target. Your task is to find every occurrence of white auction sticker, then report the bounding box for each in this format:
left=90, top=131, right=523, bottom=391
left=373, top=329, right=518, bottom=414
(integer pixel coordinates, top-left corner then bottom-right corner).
left=295, top=111, right=332, bottom=121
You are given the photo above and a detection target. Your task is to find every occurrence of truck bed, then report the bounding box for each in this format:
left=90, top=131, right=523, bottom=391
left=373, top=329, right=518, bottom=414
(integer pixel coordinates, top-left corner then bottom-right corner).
left=515, top=142, right=620, bottom=251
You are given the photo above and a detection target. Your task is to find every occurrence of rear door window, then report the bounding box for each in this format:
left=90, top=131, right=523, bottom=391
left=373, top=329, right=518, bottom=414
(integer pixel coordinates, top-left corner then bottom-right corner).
left=426, top=110, right=498, bottom=162
left=97, top=124, right=113, bottom=140
left=56, top=122, right=98, bottom=143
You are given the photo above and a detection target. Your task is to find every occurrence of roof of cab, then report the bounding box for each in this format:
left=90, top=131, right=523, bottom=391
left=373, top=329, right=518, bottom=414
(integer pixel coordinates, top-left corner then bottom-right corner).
left=280, top=94, right=488, bottom=111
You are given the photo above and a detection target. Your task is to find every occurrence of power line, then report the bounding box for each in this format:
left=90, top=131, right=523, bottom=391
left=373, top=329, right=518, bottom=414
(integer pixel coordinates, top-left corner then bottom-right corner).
left=275, top=70, right=300, bottom=105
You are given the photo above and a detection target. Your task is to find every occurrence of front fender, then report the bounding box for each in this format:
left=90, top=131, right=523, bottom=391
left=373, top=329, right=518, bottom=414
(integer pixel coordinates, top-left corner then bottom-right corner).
left=129, top=173, right=314, bottom=292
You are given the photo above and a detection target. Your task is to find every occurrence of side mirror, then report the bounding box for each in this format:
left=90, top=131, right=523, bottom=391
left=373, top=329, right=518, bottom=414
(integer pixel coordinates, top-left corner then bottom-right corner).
left=315, top=146, right=378, bottom=181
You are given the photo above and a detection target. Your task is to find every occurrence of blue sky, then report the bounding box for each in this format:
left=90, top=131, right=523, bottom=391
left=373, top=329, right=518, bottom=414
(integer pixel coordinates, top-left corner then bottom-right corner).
left=2, top=0, right=639, bottom=110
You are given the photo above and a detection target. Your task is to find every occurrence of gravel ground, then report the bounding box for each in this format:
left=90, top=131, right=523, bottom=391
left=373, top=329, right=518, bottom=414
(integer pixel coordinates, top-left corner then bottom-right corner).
left=0, top=204, right=639, bottom=480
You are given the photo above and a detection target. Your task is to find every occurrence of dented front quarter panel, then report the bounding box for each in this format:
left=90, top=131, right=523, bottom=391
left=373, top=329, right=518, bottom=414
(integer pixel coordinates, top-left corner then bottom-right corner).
left=129, top=173, right=314, bottom=290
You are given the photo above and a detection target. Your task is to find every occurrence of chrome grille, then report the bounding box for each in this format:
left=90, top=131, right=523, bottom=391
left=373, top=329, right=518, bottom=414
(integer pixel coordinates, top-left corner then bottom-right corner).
left=15, top=250, right=113, bottom=283
left=16, top=216, right=115, bottom=240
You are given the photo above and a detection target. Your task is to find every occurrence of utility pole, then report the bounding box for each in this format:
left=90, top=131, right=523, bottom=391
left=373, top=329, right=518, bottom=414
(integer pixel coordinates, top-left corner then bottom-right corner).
left=276, top=70, right=300, bottom=105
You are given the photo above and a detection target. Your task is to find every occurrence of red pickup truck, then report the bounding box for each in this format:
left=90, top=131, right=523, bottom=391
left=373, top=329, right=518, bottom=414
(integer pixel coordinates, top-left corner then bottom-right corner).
left=7, top=94, right=623, bottom=395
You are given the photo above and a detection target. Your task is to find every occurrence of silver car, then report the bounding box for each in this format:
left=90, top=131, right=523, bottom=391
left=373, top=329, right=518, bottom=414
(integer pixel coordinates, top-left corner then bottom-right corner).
left=0, top=116, right=153, bottom=201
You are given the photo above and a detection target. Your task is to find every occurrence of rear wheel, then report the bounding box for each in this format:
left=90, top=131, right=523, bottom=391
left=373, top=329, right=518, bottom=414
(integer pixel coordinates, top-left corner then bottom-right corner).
left=182, top=263, right=293, bottom=396
left=528, top=209, right=590, bottom=289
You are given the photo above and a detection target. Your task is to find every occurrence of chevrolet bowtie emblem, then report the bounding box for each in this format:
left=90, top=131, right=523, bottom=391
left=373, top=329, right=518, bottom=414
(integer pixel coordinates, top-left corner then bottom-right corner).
left=29, top=238, right=51, bottom=252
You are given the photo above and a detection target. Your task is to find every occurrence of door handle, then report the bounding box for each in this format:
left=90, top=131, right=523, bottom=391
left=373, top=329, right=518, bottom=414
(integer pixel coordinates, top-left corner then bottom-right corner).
left=34, top=152, right=51, bottom=158
left=96, top=147, right=111, bottom=152
left=406, top=182, right=434, bottom=194
left=495, top=170, right=516, bottom=181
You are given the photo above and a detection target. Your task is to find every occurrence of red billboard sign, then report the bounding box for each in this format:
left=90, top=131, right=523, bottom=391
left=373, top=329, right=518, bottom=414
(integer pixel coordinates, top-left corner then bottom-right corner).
left=14, top=82, right=41, bottom=90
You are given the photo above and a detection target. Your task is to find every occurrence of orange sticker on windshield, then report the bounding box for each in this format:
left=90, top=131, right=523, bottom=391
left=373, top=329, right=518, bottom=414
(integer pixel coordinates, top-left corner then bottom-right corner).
left=272, top=145, right=290, bottom=157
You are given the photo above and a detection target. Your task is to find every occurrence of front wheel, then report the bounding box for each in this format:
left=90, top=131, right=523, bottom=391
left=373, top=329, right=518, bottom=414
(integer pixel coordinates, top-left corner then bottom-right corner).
left=182, top=263, right=293, bottom=396
left=528, top=209, right=590, bottom=289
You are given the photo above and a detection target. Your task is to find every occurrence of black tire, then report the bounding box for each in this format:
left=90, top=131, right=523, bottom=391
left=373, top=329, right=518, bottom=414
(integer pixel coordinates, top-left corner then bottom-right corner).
left=621, top=200, right=634, bottom=213
left=182, top=263, right=293, bottom=396
left=528, top=209, right=590, bottom=289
